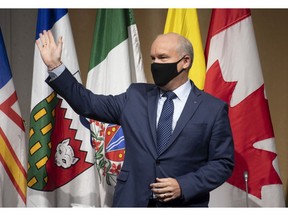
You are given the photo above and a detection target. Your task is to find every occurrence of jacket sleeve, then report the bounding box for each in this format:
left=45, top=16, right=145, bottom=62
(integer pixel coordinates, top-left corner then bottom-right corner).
left=46, top=68, right=126, bottom=124
left=176, top=102, right=234, bottom=201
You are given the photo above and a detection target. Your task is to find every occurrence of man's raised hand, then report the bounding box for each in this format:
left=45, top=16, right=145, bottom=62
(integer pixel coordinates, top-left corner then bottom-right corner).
left=36, top=30, right=63, bottom=71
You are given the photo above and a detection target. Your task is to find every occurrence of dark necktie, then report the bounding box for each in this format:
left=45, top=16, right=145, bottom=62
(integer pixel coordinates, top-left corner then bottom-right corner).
left=157, top=91, right=177, bottom=155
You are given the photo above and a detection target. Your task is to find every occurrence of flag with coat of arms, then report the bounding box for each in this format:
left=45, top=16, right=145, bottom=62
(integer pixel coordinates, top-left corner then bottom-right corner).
left=27, top=9, right=100, bottom=207
left=86, top=9, right=146, bottom=207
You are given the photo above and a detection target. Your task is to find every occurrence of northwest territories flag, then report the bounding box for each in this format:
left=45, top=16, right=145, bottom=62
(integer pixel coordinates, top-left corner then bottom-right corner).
left=27, top=9, right=100, bottom=207
left=0, top=28, right=27, bottom=207
left=205, top=9, right=285, bottom=207
left=86, top=9, right=146, bottom=207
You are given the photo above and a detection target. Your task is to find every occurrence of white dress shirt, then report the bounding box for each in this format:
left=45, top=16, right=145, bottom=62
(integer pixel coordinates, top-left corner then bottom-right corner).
left=156, top=80, right=192, bottom=131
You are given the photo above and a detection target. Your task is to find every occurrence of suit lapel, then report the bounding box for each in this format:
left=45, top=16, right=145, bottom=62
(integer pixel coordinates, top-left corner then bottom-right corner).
left=147, top=87, right=159, bottom=158
left=160, top=82, right=203, bottom=155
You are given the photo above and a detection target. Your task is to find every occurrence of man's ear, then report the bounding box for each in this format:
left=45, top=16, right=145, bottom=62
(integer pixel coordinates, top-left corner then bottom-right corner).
left=183, top=55, right=192, bottom=70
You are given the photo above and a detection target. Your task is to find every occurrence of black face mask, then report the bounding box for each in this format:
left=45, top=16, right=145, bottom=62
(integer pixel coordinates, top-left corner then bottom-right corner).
left=151, top=56, right=186, bottom=87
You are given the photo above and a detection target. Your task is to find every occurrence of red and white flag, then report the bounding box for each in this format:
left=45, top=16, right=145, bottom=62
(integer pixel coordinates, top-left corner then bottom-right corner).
left=205, top=9, right=285, bottom=207
left=0, top=28, right=27, bottom=207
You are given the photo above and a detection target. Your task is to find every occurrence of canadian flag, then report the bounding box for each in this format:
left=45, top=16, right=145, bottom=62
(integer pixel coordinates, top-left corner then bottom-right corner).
left=205, top=9, right=285, bottom=207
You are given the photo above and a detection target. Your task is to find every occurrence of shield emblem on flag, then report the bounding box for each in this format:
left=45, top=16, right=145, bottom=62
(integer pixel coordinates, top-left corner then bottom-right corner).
left=90, top=120, right=125, bottom=185
left=104, top=124, right=125, bottom=162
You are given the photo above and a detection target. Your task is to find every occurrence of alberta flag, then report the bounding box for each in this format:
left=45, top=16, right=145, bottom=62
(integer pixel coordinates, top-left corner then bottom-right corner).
left=205, top=9, right=285, bottom=207
left=86, top=9, right=146, bottom=207
left=0, top=28, right=27, bottom=207
left=27, top=9, right=100, bottom=207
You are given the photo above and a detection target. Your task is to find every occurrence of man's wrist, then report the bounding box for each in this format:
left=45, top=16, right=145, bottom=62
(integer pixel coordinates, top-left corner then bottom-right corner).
left=48, top=61, right=63, bottom=71
left=48, top=63, right=65, bottom=81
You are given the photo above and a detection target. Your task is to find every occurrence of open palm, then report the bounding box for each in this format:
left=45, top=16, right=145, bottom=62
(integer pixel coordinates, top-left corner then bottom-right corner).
left=36, top=30, right=63, bottom=71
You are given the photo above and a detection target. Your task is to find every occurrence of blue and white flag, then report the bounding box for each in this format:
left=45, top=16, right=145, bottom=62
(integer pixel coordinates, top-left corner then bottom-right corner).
left=0, top=27, right=27, bottom=207
left=27, top=9, right=100, bottom=207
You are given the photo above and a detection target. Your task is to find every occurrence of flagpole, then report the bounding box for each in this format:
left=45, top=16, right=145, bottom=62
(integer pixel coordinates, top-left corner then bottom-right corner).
left=243, top=171, right=249, bottom=207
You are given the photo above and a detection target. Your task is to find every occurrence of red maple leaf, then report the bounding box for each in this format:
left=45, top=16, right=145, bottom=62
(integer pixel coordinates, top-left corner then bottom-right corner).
left=205, top=60, right=282, bottom=199
left=44, top=98, right=94, bottom=190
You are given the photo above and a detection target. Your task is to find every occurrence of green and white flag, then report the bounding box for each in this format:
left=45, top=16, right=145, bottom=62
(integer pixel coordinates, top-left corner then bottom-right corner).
left=86, top=9, right=146, bottom=207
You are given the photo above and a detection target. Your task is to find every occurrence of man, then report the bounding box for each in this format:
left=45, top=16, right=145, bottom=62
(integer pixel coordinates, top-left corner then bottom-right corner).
left=36, top=30, right=234, bottom=207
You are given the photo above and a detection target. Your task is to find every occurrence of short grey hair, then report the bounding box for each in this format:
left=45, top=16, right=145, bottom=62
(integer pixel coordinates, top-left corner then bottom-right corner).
left=163, top=32, right=194, bottom=69
left=176, top=34, right=194, bottom=68
left=178, top=35, right=193, bottom=58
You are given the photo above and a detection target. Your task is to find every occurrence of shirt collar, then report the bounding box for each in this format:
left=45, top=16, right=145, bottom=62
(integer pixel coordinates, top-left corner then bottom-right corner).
left=159, top=80, right=191, bottom=101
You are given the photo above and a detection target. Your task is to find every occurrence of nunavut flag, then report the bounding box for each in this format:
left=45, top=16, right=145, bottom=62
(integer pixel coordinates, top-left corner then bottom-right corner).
left=205, top=9, right=285, bottom=207
left=0, top=28, right=27, bottom=207
left=27, top=9, right=100, bottom=207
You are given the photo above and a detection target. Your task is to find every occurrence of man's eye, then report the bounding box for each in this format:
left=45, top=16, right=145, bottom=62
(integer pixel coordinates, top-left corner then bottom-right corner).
left=160, top=56, right=168, bottom=60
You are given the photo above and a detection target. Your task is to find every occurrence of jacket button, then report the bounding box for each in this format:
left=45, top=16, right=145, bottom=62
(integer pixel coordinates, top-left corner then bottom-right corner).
left=156, top=160, right=160, bottom=165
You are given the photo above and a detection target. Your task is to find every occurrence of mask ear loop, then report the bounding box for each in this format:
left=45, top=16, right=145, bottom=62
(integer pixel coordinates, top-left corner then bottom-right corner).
left=175, top=55, right=186, bottom=64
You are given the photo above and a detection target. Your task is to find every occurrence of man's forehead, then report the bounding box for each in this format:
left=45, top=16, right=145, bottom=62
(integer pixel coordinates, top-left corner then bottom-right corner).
left=155, top=33, right=179, bottom=43
left=151, top=36, right=178, bottom=54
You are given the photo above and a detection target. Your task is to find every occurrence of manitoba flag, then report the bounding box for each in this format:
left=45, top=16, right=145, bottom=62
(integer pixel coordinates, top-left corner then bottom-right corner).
left=205, top=9, right=285, bottom=207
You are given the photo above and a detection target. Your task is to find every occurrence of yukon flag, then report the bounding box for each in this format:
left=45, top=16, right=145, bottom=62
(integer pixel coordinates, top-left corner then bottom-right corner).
left=86, top=9, right=146, bottom=207
left=164, top=8, right=206, bottom=90
left=205, top=9, right=285, bottom=207
left=27, top=9, right=100, bottom=207
left=0, top=28, right=27, bottom=207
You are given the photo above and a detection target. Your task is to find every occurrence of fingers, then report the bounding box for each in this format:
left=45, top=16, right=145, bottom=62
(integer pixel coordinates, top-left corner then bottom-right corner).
left=47, top=30, right=54, bottom=45
left=56, top=36, right=63, bottom=52
left=159, top=192, right=172, bottom=202
left=38, top=30, right=57, bottom=47
left=35, top=39, right=43, bottom=50
left=151, top=187, right=167, bottom=195
left=35, top=30, right=63, bottom=69
left=150, top=177, right=181, bottom=202
left=153, top=191, right=173, bottom=203
left=150, top=178, right=170, bottom=190
left=39, top=32, right=45, bottom=47
left=39, top=30, right=48, bottom=47
left=150, top=179, right=171, bottom=202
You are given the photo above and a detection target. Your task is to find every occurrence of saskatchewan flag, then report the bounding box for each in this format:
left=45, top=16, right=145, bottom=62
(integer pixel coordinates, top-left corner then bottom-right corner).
left=164, top=8, right=206, bottom=90
left=27, top=9, right=100, bottom=207
left=86, top=9, right=146, bottom=207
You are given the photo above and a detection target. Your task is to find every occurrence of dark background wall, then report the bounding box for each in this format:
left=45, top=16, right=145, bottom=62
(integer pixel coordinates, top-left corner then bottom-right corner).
left=0, top=9, right=287, bottom=205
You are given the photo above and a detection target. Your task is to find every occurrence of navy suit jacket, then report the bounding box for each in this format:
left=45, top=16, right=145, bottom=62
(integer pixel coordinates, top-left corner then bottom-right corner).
left=47, top=68, right=234, bottom=207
